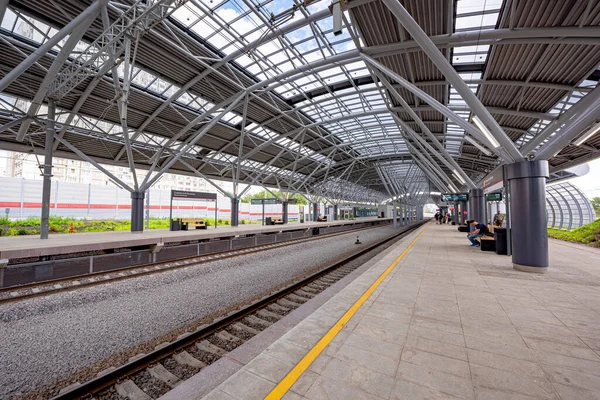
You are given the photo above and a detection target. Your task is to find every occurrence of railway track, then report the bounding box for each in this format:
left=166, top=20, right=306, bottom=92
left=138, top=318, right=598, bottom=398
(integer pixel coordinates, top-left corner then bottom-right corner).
left=49, top=221, right=426, bottom=400
left=0, top=224, right=382, bottom=305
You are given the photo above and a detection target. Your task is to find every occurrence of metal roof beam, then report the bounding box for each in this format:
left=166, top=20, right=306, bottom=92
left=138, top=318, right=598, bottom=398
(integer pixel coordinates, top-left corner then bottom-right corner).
left=380, top=0, right=523, bottom=163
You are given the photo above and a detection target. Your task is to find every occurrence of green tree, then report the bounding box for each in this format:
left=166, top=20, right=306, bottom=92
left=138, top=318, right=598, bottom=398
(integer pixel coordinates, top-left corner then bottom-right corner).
left=591, top=197, right=600, bottom=217
left=240, top=189, right=307, bottom=205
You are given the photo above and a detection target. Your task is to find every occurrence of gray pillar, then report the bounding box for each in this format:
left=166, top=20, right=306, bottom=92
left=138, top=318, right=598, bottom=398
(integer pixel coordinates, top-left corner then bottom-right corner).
left=313, top=202, right=319, bottom=221
left=131, top=191, right=145, bottom=232
left=392, top=201, right=398, bottom=229
left=506, top=160, right=549, bottom=273
left=468, top=188, right=485, bottom=230
left=231, top=198, right=239, bottom=226
left=145, top=189, right=150, bottom=230
left=333, top=204, right=338, bottom=220
left=0, top=0, right=9, bottom=24
left=40, top=99, right=55, bottom=239
left=417, top=206, right=423, bottom=221
left=282, top=201, right=289, bottom=224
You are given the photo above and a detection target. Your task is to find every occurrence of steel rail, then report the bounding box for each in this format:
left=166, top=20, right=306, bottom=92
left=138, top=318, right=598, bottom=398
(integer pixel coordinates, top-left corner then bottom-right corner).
left=0, top=223, right=386, bottom=304
left=50, top=220, right=428, bottom=400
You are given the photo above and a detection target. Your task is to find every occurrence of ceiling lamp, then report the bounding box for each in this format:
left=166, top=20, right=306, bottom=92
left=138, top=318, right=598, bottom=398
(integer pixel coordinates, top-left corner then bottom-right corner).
left=574, top=121, right=600, bottom=146
left=472, top=115, right=500, bottom=148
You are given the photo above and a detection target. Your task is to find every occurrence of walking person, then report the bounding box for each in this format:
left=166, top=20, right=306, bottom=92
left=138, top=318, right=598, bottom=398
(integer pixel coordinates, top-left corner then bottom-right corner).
left=434, top=210, right=440, bottom=224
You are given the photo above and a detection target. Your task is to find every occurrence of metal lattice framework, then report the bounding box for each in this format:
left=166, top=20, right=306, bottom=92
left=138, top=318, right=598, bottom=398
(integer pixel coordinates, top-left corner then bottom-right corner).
left=546, top=181, right=596, bottom=231
left=0, top=0, right=599, bottom=210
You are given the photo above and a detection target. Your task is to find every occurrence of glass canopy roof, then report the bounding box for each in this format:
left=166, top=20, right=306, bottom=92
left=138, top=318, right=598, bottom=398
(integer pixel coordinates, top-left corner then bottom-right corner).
left=1, top=0, right=599, bottom=195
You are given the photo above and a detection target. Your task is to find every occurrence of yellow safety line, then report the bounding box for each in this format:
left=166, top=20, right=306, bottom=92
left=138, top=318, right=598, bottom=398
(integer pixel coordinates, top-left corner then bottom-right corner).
left=552, top=240, right=600, bottom=255
left=264, top=223, right=429, bottom=400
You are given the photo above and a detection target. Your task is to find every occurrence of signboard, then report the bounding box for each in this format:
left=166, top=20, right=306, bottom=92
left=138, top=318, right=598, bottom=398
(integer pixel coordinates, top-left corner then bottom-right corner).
left=441, top=193, right=469, bottom=202
left=251, top=198, right=281, bottom=205
left=483, top=165, right=504, bottom=194
left=171, top=190, right=217, bottom=201
left=486, top=192, right=503, bottom=202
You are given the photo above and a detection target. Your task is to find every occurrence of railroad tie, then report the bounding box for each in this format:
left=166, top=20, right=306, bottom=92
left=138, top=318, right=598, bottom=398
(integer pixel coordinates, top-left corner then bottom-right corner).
left=173, top=351, right=206, bottom=368
left=196, top=340, right=227, bottom=356
left=148, top=364, right=180, bottom=388
left=231, top=322, right=261, bottom=336
left=115, top=379, right=152, bottom=400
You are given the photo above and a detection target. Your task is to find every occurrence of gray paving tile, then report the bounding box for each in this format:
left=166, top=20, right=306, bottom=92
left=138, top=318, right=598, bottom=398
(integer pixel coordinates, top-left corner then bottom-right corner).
left=470, top=364, right=559, bottom=399
left=390, top=379, right=462, bottom=400
left=218, top=369, right=275, bottom=400
left=401, top=347, right=471, bottom=378
left=244, top=353, right=295, bottom=384
left=467, top=348, right=546, bottom=378
left=304, top=376, right=385, bottom=400
left=320, top=357, right=395, bottom=399
left=395, top=361, right=475, bottom=399
left=330, top=342, right=399, bottom=376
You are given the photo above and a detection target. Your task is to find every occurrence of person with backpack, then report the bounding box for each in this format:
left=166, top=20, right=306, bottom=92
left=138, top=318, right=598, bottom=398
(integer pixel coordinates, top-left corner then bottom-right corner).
left=467, top=220, right=487, bottom=247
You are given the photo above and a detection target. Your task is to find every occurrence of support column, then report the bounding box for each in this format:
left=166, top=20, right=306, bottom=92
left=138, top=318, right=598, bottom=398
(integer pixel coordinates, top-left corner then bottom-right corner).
left=392, top=201, right=398, bottom=229
left=145, top=189, right=150, bottom=230
left=333, top=204, right=338, bottom=221
left=417, top=206, right=423, bottom=221
left=313, top=202, right=319, bottom=221
left=282, top=201, right=289, bottom=224
left=131, top=191, right=145, bottom=232
left=0, top=0, right=10, bottom=24
left=231, top=198, right=239, bottom=226
left=40, top=99, right=55, bottom=239
left=505, top=161, right=549, bottom=273
left=468, top=188, right=485, bottom=229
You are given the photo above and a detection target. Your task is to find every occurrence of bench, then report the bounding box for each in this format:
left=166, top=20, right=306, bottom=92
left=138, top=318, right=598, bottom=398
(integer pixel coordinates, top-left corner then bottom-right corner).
left=475, top=225, right=496, bottom=251
left=181, top=218, right=207, bottom=230
left=271, top=218, right=284, bottom=225
left=317, top=216, right=327, bottom=222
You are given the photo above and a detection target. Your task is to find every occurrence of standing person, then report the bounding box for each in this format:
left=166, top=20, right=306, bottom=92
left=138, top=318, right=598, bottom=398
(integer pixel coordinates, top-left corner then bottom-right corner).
left=434, top=210, right=440, bottom=224
left=445, top=212, right=450, bottom=224
left=493, top=210, right=504, bottom=227
left=467, top=220, right=487, bottom=247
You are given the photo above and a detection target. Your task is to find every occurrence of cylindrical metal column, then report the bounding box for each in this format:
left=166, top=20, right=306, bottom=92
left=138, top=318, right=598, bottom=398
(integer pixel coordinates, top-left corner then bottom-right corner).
left=392, top=201, right=398, bottom=228
left=468, top=188, right=485, bottom=229
left=282, top=201, right=289, bottom=224
left=0, top=0, right=10, bottom=24
left=40, top=99, right=55, bottom=239
left=145, top=189, right=150, bottom=230
left=131, top=191, right=145, bottom=232
left=505, top=160, right=549, bottom=273
left=333, top=204, right=338, bottom=220
left=231, top=198, right=239, bottom=226
left=313, top=202, right=319, bottom=221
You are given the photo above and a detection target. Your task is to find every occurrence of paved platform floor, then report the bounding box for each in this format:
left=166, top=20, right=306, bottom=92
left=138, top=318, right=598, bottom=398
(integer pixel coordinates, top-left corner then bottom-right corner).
left=0, top=217, right=388, bottom=259
left=200, top=222, right=600, bottom=400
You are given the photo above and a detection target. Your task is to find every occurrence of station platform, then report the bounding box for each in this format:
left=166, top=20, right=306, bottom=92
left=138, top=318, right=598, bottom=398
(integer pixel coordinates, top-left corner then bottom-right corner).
left=195, top=221, right=600, bottom=400
left=0, top=217, right=389, bottom=260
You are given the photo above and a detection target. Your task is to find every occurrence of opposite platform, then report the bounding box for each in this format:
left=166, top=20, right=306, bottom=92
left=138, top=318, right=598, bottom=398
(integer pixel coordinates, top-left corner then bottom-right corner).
left=0, top=217, right=390, bottom=260
left=200, top=221, right=600, bottom=400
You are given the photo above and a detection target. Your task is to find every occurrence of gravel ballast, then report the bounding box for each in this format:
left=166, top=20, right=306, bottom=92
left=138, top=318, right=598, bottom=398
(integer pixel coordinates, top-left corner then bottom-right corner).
left=0, top=225, right=400, bottom=398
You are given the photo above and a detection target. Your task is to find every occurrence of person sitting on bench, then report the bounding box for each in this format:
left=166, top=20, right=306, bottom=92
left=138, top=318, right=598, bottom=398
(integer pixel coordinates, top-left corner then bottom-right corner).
left=467, top=220, right=487, bottom=247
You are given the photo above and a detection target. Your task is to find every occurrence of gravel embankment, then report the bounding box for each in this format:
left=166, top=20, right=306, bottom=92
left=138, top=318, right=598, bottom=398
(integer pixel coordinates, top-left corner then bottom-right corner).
left=0, top=226, right=399, bottom=398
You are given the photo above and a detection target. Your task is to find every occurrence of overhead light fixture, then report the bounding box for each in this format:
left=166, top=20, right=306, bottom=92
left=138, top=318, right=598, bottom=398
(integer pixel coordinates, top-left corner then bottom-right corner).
left=574, top=121, right=600, bottom=146
left=452, top=169, right=466, bottom=185
left=464, top=135, right=492, bottom=156
left=472, top=116, right=500, bottom=148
